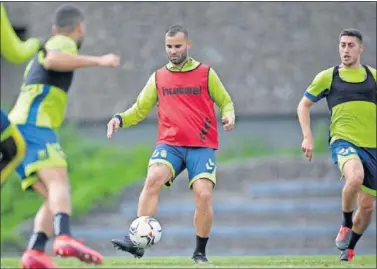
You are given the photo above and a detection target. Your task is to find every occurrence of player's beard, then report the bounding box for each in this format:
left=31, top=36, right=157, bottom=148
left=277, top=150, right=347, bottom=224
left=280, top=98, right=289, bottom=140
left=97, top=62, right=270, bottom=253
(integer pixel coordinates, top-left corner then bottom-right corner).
left=169, top=49, right=188, bottom=65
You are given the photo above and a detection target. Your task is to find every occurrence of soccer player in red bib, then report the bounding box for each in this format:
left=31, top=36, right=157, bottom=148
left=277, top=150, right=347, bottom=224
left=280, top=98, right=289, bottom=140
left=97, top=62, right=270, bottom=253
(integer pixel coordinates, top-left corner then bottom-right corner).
left=107, top=25, right=235, bottom=264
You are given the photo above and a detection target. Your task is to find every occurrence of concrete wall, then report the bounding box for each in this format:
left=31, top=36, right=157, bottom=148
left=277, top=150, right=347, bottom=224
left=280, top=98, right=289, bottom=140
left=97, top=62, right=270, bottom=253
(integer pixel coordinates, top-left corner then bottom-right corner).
left=1, top=2, right=376, bottom=121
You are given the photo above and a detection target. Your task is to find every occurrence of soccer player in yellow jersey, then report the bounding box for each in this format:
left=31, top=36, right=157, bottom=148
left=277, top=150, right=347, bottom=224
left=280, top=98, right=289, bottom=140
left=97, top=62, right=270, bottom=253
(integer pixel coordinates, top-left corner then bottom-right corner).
left=8, top=4, right=120, bottom=268
left=297, top=29, right=376, bottom=262
left=0, top=2, right=41, bottom=184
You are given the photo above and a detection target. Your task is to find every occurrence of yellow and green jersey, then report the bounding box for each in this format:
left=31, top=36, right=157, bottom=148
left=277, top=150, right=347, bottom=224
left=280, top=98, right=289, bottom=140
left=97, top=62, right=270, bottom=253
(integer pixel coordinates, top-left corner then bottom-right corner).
left=9, top=35, right=79, bottom=130
left=116, top=57, right=235, bottom=127
left=305, top=65, right=376, bottom=148
left=0, top=2, right=40, bottom=64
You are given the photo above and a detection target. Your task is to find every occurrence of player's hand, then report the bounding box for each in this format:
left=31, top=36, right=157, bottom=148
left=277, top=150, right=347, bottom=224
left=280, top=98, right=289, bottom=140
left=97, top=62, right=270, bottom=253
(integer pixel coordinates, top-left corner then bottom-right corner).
left=107, top=117, right=121, bottom=139
left=222, top=116, right=234, bottom=131
left=98, top=54, right=120, bottom=68
left=301, top=136, right=314, bottom=161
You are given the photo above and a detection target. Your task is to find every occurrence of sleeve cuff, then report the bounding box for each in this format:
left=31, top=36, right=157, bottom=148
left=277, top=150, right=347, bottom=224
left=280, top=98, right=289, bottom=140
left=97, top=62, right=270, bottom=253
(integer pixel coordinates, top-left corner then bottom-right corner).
left=114, top=115, right=123, bottom=127
left=304, top=91, right=318, bottom=103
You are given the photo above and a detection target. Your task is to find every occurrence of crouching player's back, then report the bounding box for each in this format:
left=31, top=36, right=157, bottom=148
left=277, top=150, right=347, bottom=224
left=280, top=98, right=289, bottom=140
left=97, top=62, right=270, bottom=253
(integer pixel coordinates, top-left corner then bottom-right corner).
left=10, top=4, right=120, bottom=269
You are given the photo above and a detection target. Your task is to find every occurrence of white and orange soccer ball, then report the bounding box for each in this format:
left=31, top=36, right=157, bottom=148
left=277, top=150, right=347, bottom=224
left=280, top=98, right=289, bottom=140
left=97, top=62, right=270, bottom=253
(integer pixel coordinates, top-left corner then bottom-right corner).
left=129, top=216, right=162, bottom=249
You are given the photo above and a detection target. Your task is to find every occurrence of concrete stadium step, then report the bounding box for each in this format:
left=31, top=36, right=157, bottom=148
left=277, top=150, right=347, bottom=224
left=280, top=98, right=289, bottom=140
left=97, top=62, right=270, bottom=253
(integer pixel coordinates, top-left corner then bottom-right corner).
left=156, top=187, right=343, bottom=205
left=128, top=178, right=344, bottom=199
left=213, top=157, right=338, bottom=183
left=155, top=212, right=346, bottom=227
left=71, top=195, right=367, bottom=230
left=71, top=225, right=376, bottom=241
left=156, top=156, right=340, bottom=193
left=71, top=208, right=376, bottom=234
left=120, top=198, right=343, bottom=217
left=244, top=178, right=343, bottom=198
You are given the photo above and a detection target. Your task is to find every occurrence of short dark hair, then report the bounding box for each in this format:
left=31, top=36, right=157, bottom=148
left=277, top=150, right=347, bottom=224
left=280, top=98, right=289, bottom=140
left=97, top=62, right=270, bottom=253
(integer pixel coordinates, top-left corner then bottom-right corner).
left=339, top=28, right=363, bottom=43
left=166, top=24, right=188, bottom=39
left=53, top=4, right=84, bottom=32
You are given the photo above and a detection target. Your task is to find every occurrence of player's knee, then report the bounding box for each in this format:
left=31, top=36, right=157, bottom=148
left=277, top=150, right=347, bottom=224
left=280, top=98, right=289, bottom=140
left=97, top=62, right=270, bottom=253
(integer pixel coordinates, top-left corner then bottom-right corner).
left=358, top=195, right=375, bottom=217
left=196, top=190, right=212, bottom=206
left=144, top=173, right=166, bottom=192
left=193, top=181, right=213, bottom=207
left=359, top=202, right=374, bottom=218
left=347, top=172, right=364, bottom=189
left=144, top=164, right=171, bottom=191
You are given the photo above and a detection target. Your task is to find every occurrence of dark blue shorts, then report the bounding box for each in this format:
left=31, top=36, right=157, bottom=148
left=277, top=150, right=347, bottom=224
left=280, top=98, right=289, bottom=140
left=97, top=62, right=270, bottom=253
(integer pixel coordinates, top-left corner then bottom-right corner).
left=15, top=124, right=67, bottom=190
left=149, top=143, right=216, bottom=188
left=330, top=139, right=376, bottom=197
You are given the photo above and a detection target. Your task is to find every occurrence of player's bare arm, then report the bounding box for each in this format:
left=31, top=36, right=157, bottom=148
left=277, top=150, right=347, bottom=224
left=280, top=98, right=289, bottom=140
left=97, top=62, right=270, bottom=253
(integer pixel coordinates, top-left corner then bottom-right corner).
left=44, top=51, right=119, bottom=71
left=297, top=96, right=315, bottom=161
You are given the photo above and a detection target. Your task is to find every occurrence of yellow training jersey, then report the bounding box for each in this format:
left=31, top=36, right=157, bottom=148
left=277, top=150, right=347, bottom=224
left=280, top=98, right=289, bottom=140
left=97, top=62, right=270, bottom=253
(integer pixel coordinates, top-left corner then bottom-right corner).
left=305, top=65, right=376, bottom=148
left=9, top=35, right=78, bottom=130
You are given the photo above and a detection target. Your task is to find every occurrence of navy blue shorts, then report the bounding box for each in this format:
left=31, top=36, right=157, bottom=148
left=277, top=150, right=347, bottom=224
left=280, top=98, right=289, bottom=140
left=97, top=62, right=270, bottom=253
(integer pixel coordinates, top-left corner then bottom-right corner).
left=330, top=139, right=376, bottom=197
left=149, top=143, right=216, bottom=188
left=15, top=124, right=67, bottom=190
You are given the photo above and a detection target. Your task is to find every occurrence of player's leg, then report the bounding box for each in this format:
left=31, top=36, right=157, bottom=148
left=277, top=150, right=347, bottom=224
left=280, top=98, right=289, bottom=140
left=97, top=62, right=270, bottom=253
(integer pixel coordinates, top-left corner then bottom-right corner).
left=0, top=110, right=26, bottom=184
left=21, top=180, right=59, bottom=269
left=137, top=164, right=173, bottom=216
left=138, top=145, right=184, bottom=216
left=37, top=166, right=103, bottom=264
left=14, top=128, right=57, bottom=269
left=331, top=140, right=364, bottom=251
left=340, top=148, right=376, bottom=262
left=353, top=192, right=375, bottom=237
left=17, top=125, right=103, bottom=264
left=186, top=147, right=216, bottom=264
left=111, top=144, right=185, bottom=258
left=340, top=190, right=375, bottom=261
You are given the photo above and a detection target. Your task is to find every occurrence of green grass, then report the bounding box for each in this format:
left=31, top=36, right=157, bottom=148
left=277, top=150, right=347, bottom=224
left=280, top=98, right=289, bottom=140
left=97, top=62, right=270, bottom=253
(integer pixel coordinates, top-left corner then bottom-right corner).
left=1, top=256, right=376, bottom=268
left=1, top=122, right=330, bottom=247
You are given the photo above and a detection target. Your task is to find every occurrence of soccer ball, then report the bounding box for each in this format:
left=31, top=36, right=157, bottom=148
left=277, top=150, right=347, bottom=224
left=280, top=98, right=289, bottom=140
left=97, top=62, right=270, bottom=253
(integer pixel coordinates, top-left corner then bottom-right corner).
left=129, top=216, right=162, bottom=249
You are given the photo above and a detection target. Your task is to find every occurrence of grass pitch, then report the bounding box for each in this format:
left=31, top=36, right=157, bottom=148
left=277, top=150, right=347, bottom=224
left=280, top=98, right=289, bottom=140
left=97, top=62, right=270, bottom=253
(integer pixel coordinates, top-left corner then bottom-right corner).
left=1, top=255, right=376, bottom=268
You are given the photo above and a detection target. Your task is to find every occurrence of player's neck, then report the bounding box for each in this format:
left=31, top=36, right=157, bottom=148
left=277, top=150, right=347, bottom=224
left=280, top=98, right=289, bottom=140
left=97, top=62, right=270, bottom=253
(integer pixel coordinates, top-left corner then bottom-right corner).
left=340, top=62, right=362, bottom=70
